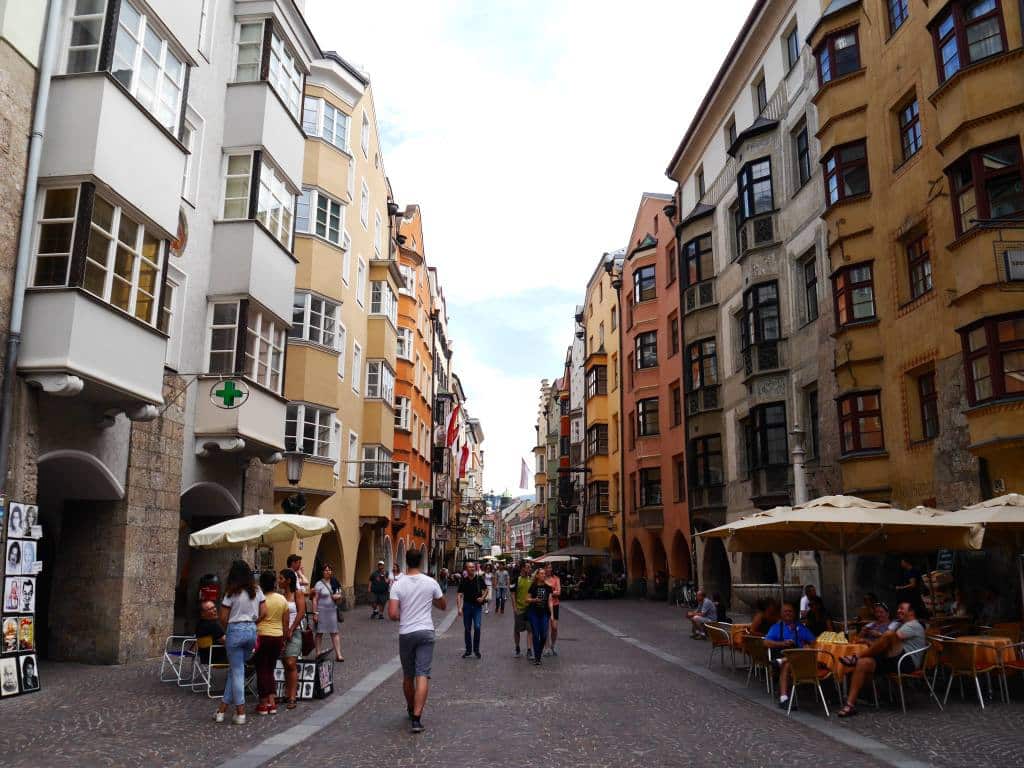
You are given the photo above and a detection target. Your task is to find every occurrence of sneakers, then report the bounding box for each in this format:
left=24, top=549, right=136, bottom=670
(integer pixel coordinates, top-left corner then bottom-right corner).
left=526, top=649, right=533, bottom=659
left=462, top=651, right=472, bottom=658
left=474, top=652, right=481, bottom=659
left=214, top=710, right=225, bottom=723
left=256, top=705, right=270, bottom=716
left=268, top=704, right=278, bottom=715
left=550, top=647, right=558, bottom=657
left=231, top=713, right=247, bottom=725
left=543, top=648, right=553, bottom=657
left=514, top=648, right=521, bottom=658
left=407, top=707, right=414, bottom=720
left=534, top=657, right=542, bottom=666
left=411, top=717, right=424, bottom=734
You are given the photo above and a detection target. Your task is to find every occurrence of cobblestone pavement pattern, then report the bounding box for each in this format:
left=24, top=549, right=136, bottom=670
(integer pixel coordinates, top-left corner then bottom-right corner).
left=2, top=597, right=1023, bottom=767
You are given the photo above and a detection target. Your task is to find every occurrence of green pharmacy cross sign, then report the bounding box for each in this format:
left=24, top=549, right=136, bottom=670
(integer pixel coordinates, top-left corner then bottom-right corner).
left=210, top=379, right=250, bottom=409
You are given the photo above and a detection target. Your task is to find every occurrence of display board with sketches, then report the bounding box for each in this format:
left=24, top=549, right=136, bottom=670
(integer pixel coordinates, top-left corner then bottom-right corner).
left=2, top=501, right=42, bottom=697
left=272, top=652, right=334, bottom=700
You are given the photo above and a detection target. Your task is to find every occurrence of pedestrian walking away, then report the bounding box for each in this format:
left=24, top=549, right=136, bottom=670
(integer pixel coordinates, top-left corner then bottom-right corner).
left=526, top=569, right=554, bottom=666
left=388, top=548, right=446, bottom=734
left=482, top=565, right=493, bottom=614
left=253, top=570, right=288, bottom=716
left=369, top=560, right=390, bottom=620
left=544, top=563, right=561, bottom=656
left=457, top=560, right=488, bottom=658
left=312, top=564, right=344, bottom=661
left=512, top=561, right=534, bottom=658
left=495, top=563, right=510, bottom=615
left=215, top=560, right=266, bottom=724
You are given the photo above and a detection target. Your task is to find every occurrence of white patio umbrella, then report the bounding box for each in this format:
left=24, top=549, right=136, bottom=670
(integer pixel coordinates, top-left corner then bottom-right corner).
left=699, top=495, right=984, bottom=630
left=930, top=494, right=1024, bottom=618
left=189, top=509, right=334, bottom=549
left=531, top=554, right=576, bottom=563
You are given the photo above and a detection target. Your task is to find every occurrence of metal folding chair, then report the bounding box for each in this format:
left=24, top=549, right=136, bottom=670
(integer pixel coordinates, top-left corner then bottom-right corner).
left=159, top=634, right=196, bottom=684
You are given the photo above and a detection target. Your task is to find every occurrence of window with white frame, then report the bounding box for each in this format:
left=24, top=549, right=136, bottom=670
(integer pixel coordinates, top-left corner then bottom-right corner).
left=356, top=258, right=367, bottom=306
left=207, top=301, right=285, bottom=393
left=395, top=396, right=411, bottom=429
left=332, top=419, right=341, bottom=477
left=347, top=158, right=355, bottom=201
left=31, top=187, right=79, bottom=288
left=296, top=188, right=345, bottom=246
left=397, top=327, right=413, bottom=360
left=285, top=403, right=333, bottom=458
left=65, top=0, right=108, bottom=74
left=351, top=341, right=362, bottom=392
left=255, top=158, right=294, bottom=247
left=366, top=360, right=395, bottom=402
left=398, top=264, right=415, bottom=295
left=346, top=431, right=359, bottom=484
left=160, top=264, right=186, bottom=369
left=361, top=444, right=391, bottom=487
left=342, top=244, right=351, bottom=284
left=374, top=211, right=383, bottom=255
left=414, top=353, right=422, bottom=390
left=222, top=154, right=252, bottom=219
left=234, top=21, right=302, bottom=120
left=181, top=108, right=203, bottom=203
left=289, top=292, right=339, bottom=347
left=391, top=461, right=409, bottom=500
left=361, top=112, right=370, bottom=157
left=370, top=281, right=398, bottom=324
left=336, top=322, right=346, bottom=378
left=198, top=0, right=216, bottom=58
left=302, top=96, right=350, bottom=152
left=359, top=181, right=369, bottom=228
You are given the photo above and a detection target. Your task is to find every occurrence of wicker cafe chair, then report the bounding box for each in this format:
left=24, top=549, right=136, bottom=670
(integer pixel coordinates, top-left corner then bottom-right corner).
left=159, top=634, right=196, bottom=685
left=941, top=640, right=1000, bottom=709
left=705, top=622, right=736, bottom=669
left=742, top=634, right=773, bottom=696
left=782, top=648, right=841, bottom=717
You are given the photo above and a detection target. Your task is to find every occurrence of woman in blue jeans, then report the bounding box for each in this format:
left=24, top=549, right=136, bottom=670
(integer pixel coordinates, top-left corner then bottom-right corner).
left=526, top=569, right=553, bottom=667
left=215, top=561, right=266, bottom=724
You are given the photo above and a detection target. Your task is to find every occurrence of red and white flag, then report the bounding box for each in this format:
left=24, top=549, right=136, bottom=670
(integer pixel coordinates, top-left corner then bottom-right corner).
left=446, top=404, right=460, bottom=447
left=458, top=443, right=470, bottom=478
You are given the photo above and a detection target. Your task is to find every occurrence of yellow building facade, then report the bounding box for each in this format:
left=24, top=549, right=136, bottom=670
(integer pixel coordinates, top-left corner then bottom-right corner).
left=810, top=0, right=1024, bottom=505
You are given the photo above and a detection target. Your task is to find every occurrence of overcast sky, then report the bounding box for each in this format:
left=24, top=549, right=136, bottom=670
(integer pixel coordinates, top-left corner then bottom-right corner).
left=305, top=0, right=755, bottom=494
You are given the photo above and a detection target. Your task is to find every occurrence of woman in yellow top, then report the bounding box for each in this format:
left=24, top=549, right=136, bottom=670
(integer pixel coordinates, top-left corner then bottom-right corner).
left=254, top=570, right=288, bottom=715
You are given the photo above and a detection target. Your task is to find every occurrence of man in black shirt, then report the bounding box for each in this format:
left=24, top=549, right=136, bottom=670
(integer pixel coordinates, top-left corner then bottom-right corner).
left=369, top=561, right=390, bottom=619
left=457, top=561, right=488, bottom=659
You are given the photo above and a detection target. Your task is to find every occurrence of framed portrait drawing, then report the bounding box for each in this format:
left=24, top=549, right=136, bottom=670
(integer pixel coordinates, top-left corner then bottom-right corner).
left=1, top=618, right=16, bottom=654
left=18, top=617, right=34, bottom=653
left=20, top=654, right=39, bottom=692
left=5, top=540, right=23, bottom=577
left=3, top=578, right=20, bottom=613
left=6, top=503, right=26, bottom=539
left=0, top=657, right=18, bottom=696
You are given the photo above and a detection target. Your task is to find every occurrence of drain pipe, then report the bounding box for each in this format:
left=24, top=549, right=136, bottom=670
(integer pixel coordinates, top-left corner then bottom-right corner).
left=0, top=0, right=62, bottom=497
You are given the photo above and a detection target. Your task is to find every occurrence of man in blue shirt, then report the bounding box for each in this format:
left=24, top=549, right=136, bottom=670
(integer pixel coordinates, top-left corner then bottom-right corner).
left=763, top=602, right=817, bottom=709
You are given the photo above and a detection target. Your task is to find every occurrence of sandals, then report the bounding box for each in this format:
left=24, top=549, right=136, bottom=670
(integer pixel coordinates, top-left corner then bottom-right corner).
left=286, top=699, right=297, bottom=710
left=837, top=704, right=858, bottom=718
left=839, top=655, right=859, bottom=668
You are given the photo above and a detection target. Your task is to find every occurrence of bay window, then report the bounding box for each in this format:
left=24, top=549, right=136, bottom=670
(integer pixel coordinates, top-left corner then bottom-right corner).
left=234, top=20, right=303, bottom=119
left=638, top=468, right=662, bottom=508
left=222, top=153, right=296, bottom=249
left=366, top=360, right=396, bottom=402
left=740, top=282, right=780, bottom=349
left=947, top=140, right=1024, bottom=236
left=296, top=189, right=346, bottom=247
left=823, top=140, right=869, bottom=206
left=690, top=436, right=724, bottom=487
left=745, top=403, right=788, bottom=470
left=816, top=28, right=860, bottom=85
left=31, top=185, right=165, bottom=327
left=256, top=159, right=294, bottom=247
left=587, top=481, right=610, bottom=516
left=302, top=97, right=350, bottom=151
left=370, top=281, right=398, bottom=325
left=361, top=445, right=392, bottom=488
left=586, top=365, right=607, bottom=398
left=397, top=327, right=413, bottom=360
left=635, top=331, right=658, bottom=369
left=931, top=0, right=1006, bottom=83
left=586, top=424, right=608, bottom=456
left=395, top=397, right=411, bottom=430
left=833, top=263, right=876, bottom=326
left=62, top=1, right=187, bottom=134
left=961, top=313, right=1024, bottom=404
left=289, top=292, right=339, bottom=347
left=737, top=158, right=774, bottom=220
left=633, top=265, right=656, bottom=302
left=285, top=403, right=333, bottom=458
left=687, top=339, right=718, bottom=392
left=683, top=234, right=713, bottom=286
left=399, top=264, right=416, bottom=295
left=637, top=398, right=660, bottom=437
left=391, top=461, right=409, bottom=500
left=838, top=392, right=884, bottom=453
left=207, top=300, right=286, bottom=393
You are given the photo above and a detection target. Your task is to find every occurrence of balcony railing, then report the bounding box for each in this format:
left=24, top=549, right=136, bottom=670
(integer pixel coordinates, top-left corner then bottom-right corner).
left=738, top=339, right=787, bottom=377
left=686, top=386, right=720, bottom=416
left=684, top=280, right=715, bottom=313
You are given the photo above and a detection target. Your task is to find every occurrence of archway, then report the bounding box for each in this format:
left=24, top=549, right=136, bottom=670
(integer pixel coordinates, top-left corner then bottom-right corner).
left=670, top=530, right=691, bottom=582
left=314, top=528, right=346, bottom=585
left=650, top=537, right=669, bottom=600
left=629, top=538, right=648, bottom=596
left=396, top=538, right=407, bottom=573
left=35, top=450, right=125, bottom=660
left=383, top=535, right=394, bottom=574
left=701, top=537, right=732, bottom=608
left=609, top=535, right=624, bottom=574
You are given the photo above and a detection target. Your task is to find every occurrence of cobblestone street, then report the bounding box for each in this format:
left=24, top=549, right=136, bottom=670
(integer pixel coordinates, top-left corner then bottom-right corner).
left=2, top=596, right=1021, bottom=767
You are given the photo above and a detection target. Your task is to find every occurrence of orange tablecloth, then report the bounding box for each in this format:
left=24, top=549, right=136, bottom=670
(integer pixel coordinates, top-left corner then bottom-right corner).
left=954, top=635, right=1011, bottom=667
left=730, top=624, right=751, bottom=650
left=816, top=642, right=869, bottom=681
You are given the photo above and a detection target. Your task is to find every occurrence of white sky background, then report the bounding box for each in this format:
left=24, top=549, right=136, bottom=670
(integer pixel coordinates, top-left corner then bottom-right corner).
left=305, top=0, right=755, bottom=494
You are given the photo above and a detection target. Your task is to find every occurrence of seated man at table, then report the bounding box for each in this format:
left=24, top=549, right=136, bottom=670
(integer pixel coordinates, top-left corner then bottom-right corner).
left=686, top=589, right=717, bottom=639
left=195, top=599, right=227, bottom=664
left=763, top=602, right=817, bottom=709
left=858, top=602, right=897, bottom=642
left=837, top=601, right=927, bottom=717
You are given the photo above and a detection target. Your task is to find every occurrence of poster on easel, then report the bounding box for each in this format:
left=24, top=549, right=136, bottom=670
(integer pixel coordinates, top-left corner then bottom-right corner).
left=1, top=499, right=42, bottom=697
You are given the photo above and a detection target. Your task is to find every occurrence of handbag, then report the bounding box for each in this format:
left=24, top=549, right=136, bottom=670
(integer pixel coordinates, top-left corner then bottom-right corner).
left=300, top=615, right=315, bottom=657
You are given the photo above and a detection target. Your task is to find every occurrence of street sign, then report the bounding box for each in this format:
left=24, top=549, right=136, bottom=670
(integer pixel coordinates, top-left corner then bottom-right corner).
left=210, top=379, right=249, bottom=409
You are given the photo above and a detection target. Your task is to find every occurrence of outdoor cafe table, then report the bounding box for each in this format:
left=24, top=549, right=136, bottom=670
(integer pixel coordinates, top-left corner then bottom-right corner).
left=953, top=635, right=1012, bottom=667
left=816, top=640, right=869, bottom=683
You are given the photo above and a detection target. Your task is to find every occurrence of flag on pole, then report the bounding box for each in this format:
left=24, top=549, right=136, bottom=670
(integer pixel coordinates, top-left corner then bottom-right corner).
left=446, top=404, right=460, bottom=447
left=520, top=458, right=529, bottom=489
left=458, top=443, right=470, bottom=478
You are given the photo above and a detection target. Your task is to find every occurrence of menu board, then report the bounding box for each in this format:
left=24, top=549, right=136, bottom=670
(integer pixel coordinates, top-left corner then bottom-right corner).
left=1, top=501, right=42, bottom=697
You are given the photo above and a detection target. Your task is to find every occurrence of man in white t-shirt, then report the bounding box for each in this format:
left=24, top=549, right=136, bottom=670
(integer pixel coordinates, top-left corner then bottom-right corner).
left=388, top=548, right=446, bottom=734
left=799, top=584, right=817, bottom=619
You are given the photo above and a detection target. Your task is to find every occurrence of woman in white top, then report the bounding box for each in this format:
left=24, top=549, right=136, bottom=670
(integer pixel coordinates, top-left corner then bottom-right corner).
left=215, top=561, right=266, bottom=724
left=278, top=568, right=306, bottom=709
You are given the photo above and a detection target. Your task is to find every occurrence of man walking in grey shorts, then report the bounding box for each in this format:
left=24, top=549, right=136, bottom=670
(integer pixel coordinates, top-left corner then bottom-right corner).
left=388, top=548, right=446, bottom=733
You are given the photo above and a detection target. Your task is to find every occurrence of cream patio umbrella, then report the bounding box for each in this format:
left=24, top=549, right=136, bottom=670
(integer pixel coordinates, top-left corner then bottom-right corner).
left=699, top=495, right=984, bottom=630
left=189, top=509, right=335, bottom=549
left=929, top=494, right=1024, bottom=618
